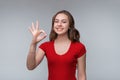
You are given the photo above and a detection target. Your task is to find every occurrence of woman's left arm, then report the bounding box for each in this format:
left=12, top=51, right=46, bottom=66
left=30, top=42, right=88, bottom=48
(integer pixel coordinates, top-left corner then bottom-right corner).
left=77, top=54, right=86, bottom=80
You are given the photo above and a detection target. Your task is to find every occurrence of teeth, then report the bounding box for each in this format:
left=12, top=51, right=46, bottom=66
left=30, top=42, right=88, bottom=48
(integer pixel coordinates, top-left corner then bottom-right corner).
left=57, top=28, right=63, bottom=31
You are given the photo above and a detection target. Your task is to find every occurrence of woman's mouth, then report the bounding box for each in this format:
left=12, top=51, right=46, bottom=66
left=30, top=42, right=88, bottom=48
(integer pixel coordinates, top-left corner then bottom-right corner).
left=56, top=28, right=64, bottom=31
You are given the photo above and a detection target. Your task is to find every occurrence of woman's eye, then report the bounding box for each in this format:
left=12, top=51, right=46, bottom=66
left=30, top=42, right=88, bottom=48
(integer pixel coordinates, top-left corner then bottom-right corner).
left=63, top=21, right=67, bottom=23
left=62, top=20, right=67, bottom=23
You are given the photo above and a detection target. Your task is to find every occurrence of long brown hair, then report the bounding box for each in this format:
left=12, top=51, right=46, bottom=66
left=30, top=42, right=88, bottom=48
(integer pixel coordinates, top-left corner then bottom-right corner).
left=49, top=10, right=80, bottom=42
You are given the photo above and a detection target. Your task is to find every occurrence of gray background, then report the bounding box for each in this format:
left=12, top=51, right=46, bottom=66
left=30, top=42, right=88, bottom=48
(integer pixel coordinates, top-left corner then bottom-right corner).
left=0, top=0, right=120, bottom=80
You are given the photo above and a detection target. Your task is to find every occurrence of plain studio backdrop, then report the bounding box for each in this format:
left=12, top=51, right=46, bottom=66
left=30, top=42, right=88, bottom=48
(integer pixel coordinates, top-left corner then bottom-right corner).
left=0, top=0, right=120, bottom=80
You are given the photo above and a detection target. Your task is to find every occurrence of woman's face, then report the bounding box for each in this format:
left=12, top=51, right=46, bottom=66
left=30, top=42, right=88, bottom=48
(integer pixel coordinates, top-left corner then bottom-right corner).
left=53, top=13, right=69, bottom=36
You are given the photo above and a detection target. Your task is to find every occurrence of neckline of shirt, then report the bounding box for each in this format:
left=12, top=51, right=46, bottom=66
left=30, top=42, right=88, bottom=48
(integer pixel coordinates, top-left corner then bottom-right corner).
left=52, top=41, right=72, bottom=56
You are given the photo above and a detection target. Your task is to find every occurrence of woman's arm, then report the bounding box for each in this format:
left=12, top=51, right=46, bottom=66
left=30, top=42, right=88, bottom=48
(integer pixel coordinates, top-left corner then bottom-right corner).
left=26, top=21, right=47, bottom=70
left=77, top=54, right=86, bottom=80
left=26, top=42, right=45, bottom=70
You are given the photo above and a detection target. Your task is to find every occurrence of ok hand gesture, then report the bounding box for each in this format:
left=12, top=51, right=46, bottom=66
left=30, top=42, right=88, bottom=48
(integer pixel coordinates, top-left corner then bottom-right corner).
left=29, top=21, right=47, bottom=44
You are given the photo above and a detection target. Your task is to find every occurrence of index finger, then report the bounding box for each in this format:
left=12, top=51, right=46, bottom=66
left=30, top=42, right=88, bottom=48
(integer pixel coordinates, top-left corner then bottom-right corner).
left=36, top=20, right=39, bottom=30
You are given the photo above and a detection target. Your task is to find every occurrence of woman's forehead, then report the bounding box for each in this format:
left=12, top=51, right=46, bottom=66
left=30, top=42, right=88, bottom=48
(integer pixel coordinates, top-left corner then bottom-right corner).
left=55, top=13, right=68, bottom=20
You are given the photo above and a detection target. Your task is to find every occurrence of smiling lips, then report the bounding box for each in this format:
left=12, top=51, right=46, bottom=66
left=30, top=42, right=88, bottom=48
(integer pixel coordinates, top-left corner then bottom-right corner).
left=56, top=28, right=64, bottom=31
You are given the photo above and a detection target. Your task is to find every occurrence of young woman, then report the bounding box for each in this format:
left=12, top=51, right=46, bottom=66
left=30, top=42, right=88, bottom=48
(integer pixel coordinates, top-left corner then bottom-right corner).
left=26, top=10, right=87, bottom=80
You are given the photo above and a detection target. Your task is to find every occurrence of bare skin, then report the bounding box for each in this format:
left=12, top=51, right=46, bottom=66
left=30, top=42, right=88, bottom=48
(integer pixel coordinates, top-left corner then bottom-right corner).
left=26, top=21, right=47, bottom=70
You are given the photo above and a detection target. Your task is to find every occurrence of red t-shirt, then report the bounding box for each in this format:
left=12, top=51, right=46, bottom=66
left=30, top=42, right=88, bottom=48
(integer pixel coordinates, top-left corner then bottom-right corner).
left=39, top=41, right=86, bottom=80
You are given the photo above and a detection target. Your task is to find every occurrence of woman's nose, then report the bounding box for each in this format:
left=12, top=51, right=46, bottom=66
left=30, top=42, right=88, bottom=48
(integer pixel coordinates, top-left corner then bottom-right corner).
left=57, top=21, right=62, bottom=26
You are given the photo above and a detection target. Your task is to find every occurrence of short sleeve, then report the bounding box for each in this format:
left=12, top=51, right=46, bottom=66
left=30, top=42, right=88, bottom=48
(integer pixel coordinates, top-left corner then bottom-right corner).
left=77, top=43, right=86, bottom=58
left=39, top=42, right=48, bottom=52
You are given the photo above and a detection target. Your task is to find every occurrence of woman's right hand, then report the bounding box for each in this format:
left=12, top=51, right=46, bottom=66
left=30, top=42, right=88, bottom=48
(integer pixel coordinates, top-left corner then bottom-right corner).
left=29, top=21, right=47, bottom=44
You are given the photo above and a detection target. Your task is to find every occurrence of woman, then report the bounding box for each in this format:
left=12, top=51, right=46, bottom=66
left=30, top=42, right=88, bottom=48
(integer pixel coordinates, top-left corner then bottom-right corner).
left=26, top=10, right=86, bottom=80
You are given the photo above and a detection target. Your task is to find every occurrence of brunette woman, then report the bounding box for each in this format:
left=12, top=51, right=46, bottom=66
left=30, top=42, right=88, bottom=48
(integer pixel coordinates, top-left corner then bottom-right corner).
left=27, top=10, right=87, bottom=80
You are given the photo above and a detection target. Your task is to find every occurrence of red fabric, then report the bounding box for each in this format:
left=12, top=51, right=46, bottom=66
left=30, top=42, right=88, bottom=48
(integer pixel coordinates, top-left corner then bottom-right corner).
left=39, top=41, right=86, bottom=80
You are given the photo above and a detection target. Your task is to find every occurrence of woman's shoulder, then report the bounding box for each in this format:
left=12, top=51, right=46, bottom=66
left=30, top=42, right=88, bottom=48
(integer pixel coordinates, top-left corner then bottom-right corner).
left=39, top=41, right=53, bottom=49
left=40, top=41, right=53, bottom=45
left=72, top=41, right=86, bottom=51
left=72, top=41, right=86, bottom=55
left=72, top=41, right=85, bottom=47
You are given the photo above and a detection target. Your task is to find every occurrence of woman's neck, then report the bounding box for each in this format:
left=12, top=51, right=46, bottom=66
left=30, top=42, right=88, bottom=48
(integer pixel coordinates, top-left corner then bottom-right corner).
left=55, top=34, right=70, bottom=42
